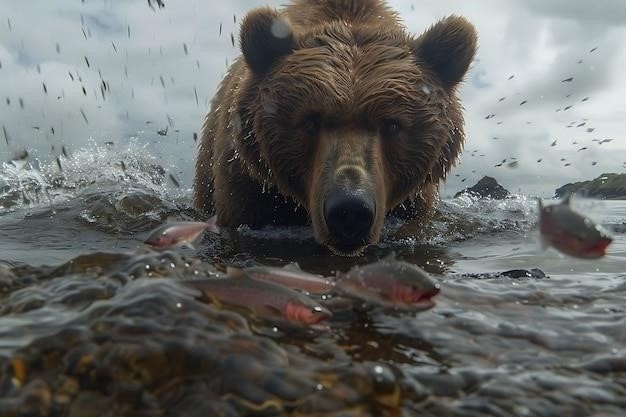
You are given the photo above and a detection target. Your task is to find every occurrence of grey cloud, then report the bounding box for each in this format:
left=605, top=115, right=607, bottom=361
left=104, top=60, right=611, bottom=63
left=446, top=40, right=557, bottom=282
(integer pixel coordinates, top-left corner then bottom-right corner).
left=1, top=0, right=625, bottom=198
left=524, top=0, right=626, bottom=27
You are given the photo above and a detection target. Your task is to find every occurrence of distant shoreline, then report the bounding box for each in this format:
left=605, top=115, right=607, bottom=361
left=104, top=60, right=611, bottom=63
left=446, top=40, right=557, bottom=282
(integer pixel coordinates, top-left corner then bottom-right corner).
left=554, top=173, right=626, bottom=200
left=445, top=173, right=626, bottom=200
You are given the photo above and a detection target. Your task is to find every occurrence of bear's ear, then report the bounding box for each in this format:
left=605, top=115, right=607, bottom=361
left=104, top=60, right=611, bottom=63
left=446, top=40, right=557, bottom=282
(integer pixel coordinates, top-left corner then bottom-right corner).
left=240, top=7, right=295, bottom=75
left=412, top=15, right=477, bottom=89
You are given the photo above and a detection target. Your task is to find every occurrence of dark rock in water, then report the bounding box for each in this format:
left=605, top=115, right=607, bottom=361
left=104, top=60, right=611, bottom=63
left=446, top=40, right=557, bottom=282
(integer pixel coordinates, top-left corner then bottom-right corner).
left=457, top=268, right=547, bottom=280
left=555, top=173, right=626, bottom=199
left=500, top=268, right=546, bottom=279
left=454, top=176, right=510, bottom=199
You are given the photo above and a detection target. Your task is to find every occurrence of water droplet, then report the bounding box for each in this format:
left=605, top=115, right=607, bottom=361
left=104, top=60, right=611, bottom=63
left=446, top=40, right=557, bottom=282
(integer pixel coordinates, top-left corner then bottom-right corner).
left=271, top=18, right=291, bottom=39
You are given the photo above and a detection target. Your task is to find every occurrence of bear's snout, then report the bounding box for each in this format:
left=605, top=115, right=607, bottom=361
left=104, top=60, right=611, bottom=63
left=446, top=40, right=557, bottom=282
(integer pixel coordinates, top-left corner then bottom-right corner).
left=323, top=188, right=375, bottom=251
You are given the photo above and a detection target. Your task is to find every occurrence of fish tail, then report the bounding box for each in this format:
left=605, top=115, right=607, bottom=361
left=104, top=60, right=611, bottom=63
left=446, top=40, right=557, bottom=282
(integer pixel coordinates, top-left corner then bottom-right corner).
left=333, top=271, right=344, bottom=287
left=283, top=262, right=302, bottom=271
left=206, top=215, right=220, bottom=234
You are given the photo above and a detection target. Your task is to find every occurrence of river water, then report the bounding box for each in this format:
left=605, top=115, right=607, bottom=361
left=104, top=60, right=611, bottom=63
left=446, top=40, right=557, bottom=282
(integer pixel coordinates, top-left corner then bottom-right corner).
left=1, top=144, right=625, bottom=416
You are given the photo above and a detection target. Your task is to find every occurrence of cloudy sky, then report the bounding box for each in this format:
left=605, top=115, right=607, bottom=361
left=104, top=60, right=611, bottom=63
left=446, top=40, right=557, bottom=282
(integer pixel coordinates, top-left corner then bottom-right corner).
left=1, top=0, right=625, bottom=198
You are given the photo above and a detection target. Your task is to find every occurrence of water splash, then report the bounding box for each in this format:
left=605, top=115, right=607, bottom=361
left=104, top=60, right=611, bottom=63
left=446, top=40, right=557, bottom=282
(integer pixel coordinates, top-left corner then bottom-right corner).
left=1, top=139, right=182, bottom=214
left=385, top=195, right=539, bottom=247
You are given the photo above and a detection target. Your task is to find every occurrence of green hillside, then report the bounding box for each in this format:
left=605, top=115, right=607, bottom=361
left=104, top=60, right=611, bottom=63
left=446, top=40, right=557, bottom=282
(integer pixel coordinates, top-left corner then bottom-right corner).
left=555, top=173, right=626, bottom=199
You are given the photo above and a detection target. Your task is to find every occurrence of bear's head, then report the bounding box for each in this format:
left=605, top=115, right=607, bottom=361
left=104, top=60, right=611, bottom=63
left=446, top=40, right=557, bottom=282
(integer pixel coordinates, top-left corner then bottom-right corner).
left=236, top=7, right=477, bottom=256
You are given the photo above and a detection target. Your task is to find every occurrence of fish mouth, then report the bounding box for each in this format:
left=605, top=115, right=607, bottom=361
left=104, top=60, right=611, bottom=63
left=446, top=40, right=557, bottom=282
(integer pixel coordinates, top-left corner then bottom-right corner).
left=582, top=237, right=613, bottom=258
left=392, top=285, right=440, bottom=311
left=395, top=295, right=437, bottom=311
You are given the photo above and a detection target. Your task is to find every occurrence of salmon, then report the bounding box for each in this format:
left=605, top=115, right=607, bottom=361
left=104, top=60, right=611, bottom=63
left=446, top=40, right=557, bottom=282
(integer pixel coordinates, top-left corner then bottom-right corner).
left=538, top=195, right=613, bottom=259
left=335, top=254, right=440, bottom=311
left=226, top=263, right=335, bottom=294
left=144, top=216, right=219, bottom=250
left=183, top=277, right=332, bottom=327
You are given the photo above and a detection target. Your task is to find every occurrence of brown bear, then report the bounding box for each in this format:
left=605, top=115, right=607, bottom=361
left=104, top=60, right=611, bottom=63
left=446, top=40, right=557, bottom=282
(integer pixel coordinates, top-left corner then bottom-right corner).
left=194, top=0, right=477, bottom=256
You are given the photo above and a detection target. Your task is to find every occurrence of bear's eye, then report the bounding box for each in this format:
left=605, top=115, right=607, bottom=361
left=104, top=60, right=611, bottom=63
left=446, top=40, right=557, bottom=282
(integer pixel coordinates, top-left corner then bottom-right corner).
left=302, top=113, right=321, bottom=136
left=380, top=119, right=402, bottom=139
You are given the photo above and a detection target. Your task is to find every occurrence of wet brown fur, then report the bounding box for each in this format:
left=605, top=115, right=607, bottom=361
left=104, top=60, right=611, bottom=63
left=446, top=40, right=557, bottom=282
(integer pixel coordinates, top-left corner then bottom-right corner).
left=194, top=0, right=477, bottom=255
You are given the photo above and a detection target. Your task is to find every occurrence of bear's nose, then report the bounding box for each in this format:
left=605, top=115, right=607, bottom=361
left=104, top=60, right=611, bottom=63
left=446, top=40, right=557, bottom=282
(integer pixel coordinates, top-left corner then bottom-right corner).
left=323, top=188, right=375, bottom=248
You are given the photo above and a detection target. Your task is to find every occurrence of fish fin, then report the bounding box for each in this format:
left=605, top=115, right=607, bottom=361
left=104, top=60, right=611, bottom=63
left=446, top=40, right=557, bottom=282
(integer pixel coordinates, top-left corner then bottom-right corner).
left=282, top=262, right=302, bottom=271
left=226, top=266, right=246, bottom=278
left=205, top=215, right=220, bottom=234
left=184, top=282, right=223, bottom=307
left=206, top=293, right=224, bottom=308
left=181, top=242, right=195, bottom=250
